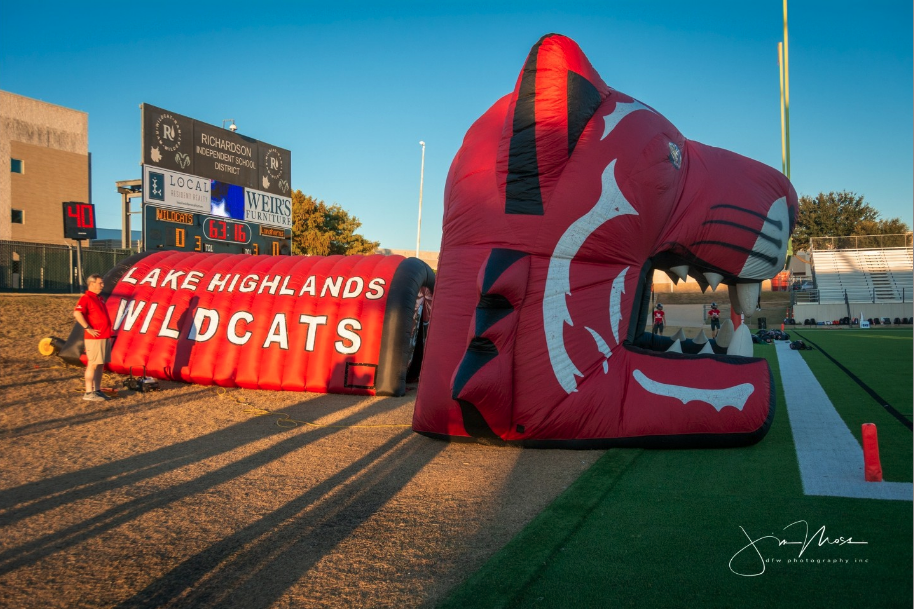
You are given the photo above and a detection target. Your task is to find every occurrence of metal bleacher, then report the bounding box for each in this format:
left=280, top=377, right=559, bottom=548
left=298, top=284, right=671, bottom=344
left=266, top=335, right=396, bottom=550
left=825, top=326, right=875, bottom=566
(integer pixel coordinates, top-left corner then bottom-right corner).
left=811, top=247, right=913, bottom=303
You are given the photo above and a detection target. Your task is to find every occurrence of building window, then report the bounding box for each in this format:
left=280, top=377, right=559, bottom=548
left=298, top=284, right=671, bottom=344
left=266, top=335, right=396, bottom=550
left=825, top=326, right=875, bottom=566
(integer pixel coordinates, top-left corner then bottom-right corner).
left=11, top=209, right=24, bottom=224
left=10, top=158, right=24, bottom=173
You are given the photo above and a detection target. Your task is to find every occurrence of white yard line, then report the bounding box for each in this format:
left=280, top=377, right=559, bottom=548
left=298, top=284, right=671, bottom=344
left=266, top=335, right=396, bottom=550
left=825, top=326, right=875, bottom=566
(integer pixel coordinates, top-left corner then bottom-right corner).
left=775, top=341, right=912, bottom=501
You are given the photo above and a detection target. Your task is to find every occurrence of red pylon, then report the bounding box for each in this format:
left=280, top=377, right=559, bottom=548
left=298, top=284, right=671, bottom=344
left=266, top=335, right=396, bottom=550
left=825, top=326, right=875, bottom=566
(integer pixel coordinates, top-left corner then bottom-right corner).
left=861, top=423, right=883, bottom=482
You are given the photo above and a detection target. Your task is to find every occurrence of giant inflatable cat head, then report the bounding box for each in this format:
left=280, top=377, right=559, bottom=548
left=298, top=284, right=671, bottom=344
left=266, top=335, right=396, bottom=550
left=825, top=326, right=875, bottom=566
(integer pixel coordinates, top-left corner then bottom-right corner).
left=414, top=34, right=798, bottom=447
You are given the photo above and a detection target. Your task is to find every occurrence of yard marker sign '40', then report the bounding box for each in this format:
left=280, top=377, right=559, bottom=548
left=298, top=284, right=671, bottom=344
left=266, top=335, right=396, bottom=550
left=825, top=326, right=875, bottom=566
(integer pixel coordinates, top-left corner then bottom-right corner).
left=56, top=251, right=434, bottom=396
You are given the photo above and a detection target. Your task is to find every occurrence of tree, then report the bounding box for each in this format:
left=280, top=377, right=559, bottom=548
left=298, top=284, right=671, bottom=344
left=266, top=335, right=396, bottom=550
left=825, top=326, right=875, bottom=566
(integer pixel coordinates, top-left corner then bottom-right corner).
left=854, top=217, right=910, bottom=236
left=291, top=191, right=330, bottom=255
left=290, top=190, right=379, bottom=256
left=792, top=191, right=909, bottom=251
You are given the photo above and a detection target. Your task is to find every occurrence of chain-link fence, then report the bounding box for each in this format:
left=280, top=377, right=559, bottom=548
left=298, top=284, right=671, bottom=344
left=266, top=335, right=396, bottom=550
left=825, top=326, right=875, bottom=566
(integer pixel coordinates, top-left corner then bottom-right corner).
left=810, top=233, right=913, bottom=250
left=0, top=240, right=136, bottom=293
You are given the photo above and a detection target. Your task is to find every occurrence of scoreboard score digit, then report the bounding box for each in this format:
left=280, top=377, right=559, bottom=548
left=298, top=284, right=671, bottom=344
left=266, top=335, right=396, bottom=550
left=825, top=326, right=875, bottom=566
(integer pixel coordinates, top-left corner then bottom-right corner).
left=203, top=217, right=251, bottom=244
left=144, top=205, right=290, bottom=255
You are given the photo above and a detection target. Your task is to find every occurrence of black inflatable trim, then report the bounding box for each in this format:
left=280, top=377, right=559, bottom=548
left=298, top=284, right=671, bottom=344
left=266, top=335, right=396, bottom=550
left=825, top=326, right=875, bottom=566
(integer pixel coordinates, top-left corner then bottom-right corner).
left=375, top=256, right=436, bottom=396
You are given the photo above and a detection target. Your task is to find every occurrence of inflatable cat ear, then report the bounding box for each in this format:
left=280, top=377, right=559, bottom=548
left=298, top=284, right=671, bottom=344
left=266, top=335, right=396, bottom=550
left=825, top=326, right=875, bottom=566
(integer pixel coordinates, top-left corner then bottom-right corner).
left=497, top=34, right=611, bottom=216
left=414, top=34, right=797, bottom=447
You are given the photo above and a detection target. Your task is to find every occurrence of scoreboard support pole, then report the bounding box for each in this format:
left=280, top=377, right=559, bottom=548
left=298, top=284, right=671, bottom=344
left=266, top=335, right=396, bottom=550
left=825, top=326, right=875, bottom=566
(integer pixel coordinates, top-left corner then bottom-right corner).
left=69, top=247, right=75, bottom=293
left=116, top=179, right=143, bottom=250
left=75, top=240, right=84, bottom=286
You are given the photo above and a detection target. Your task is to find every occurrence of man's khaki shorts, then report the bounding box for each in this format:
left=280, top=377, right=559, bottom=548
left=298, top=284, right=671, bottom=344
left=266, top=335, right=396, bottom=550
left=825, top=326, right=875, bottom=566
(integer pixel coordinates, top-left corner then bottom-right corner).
left=85, top=338, right=112, bottom=365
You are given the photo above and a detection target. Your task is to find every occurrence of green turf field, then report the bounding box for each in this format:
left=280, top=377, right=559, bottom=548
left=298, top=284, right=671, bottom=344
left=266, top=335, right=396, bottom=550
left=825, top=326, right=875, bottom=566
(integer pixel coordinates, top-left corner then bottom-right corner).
left=791, top=328, right=912, bottom=481
left=441, top=334, right=913, bottom=608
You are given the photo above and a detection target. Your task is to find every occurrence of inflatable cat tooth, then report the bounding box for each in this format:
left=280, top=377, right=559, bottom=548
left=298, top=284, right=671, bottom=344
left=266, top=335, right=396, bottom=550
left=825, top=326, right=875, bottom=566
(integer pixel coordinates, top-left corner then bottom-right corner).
left=413, top=34, right=798, bottom=447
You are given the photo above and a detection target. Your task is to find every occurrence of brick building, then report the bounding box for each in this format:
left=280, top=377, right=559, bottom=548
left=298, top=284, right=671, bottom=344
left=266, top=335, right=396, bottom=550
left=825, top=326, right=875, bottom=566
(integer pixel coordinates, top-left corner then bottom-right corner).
left=0, top=90, right=90, bottom=245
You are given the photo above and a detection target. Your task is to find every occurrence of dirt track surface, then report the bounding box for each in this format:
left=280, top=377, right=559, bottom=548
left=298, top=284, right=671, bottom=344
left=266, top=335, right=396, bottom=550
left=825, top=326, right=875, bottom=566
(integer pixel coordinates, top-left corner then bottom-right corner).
left=0, top=294, right=603, bottom=608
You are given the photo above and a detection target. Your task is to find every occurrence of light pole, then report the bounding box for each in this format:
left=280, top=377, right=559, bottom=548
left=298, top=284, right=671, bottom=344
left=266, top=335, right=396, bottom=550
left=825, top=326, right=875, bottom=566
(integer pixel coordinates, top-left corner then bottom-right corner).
left=780, top=0, right=790, bottom=179
left=416, top=141, right=426, bottom=258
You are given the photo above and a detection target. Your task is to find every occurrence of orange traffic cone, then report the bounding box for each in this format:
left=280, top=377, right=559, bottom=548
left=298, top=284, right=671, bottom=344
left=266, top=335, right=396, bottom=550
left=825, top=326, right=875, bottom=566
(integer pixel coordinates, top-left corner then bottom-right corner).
left=861, top=423, right=883, bottom=482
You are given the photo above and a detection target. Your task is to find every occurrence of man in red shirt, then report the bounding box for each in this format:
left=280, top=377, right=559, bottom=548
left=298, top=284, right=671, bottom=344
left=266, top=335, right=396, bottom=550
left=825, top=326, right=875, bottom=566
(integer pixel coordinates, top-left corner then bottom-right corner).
left=708, top=302, right=722, bottom=339
left=652, top=303, right=665, bottom=335
left=73, top=274, right=114, bottom=401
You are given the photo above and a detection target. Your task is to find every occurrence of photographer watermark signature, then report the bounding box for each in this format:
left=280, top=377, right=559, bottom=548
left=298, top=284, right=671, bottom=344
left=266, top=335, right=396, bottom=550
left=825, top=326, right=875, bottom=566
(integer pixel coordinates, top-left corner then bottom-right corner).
left=729, top=520, right=868, bottom=577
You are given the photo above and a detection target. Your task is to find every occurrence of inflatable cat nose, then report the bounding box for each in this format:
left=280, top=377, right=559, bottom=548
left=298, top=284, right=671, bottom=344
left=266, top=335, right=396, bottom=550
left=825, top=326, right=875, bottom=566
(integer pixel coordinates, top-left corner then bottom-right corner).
left=662, top=139, right=798, bottom=284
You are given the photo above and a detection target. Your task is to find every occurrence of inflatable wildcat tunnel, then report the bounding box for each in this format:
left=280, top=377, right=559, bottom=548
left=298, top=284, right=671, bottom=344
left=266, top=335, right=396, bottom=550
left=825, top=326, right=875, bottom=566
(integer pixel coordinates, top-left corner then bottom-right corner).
left=53, top=251, right=434, bottom=396
left=412, top=34, right=799, bottom=447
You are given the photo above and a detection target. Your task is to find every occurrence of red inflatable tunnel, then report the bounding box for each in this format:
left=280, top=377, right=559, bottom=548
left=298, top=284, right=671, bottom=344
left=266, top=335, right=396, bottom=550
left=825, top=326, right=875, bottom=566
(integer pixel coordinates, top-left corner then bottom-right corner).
left=59, top=251, right=434, bottom=396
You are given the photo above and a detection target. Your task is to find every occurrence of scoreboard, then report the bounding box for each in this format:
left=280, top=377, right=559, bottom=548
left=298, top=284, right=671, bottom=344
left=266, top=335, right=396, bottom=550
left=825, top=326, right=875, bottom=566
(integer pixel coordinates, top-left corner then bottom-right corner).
left=140, top=104, right=293, bottom=256
left=144, top=205, right=291, bottom=256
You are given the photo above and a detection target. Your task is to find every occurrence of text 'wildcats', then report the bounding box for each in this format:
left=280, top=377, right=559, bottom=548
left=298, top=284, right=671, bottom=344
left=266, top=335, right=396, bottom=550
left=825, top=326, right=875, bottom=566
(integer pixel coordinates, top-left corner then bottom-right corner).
left=113, top=301, right=365, bottom=354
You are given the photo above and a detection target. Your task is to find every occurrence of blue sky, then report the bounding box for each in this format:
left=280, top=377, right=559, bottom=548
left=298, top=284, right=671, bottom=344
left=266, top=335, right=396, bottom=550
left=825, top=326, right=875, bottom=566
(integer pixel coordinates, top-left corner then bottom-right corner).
left=2, top=1, right=911, bottom=251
